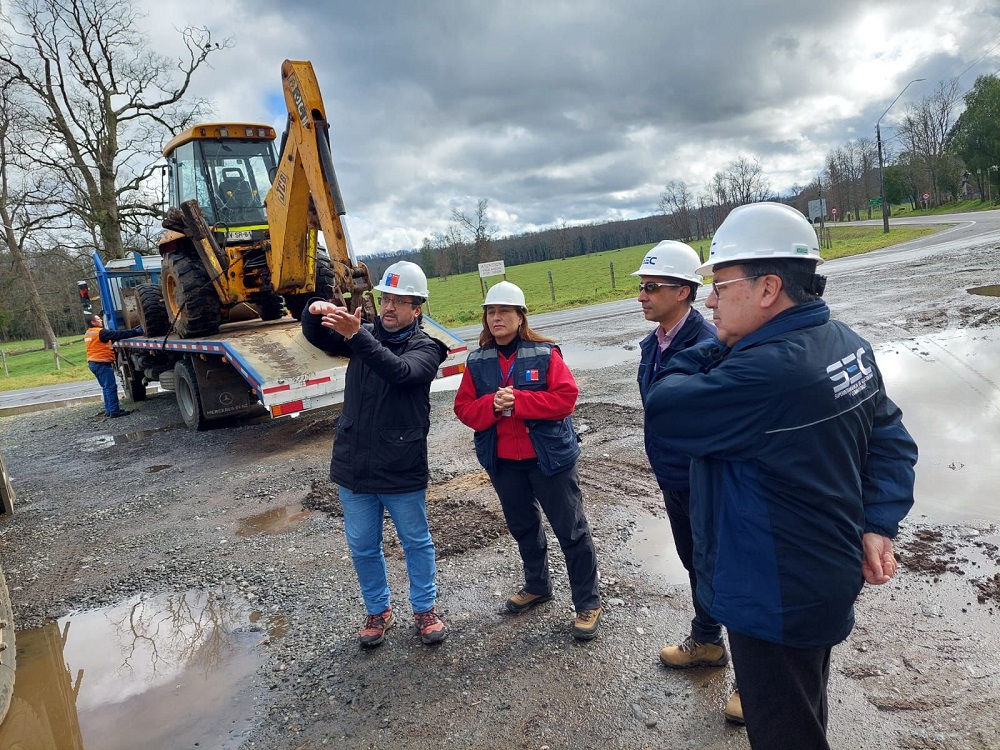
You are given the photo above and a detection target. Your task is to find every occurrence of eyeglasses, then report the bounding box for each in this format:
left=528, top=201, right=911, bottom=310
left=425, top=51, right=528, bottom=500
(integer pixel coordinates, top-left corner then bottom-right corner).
left=379, top=294, right=415, bottom=308
left=711, top=275, right=760, bottom=296
left=637, top=281, right=684, bottom=293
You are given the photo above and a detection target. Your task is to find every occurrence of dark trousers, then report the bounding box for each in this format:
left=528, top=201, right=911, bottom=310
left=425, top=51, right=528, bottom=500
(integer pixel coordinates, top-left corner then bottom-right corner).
left=488, top=459, right=600, bottom=611
left=728, top=630, right=832, bottom=750
left=663, top=488, right=723, bottom=644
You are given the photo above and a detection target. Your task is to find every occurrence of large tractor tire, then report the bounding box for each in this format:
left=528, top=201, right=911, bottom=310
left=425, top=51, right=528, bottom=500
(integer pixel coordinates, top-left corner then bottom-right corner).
left=161, top=250, right=222, bottom=338
left=136, top=283, right=169, bottom=336
left=174, top=359, right=207, bottom=430
left=257, top=293, right=286, bottom=321
left=285, top=250, right=335, bottom=320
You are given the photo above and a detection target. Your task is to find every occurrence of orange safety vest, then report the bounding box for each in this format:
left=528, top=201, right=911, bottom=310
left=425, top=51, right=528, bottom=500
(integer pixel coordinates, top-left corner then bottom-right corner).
left=84, top=326, right=115, bottom=363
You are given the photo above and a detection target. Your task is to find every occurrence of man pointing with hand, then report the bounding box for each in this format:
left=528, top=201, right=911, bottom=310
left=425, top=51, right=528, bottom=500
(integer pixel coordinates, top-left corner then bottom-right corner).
left=302, top=261, right=449, bottom=649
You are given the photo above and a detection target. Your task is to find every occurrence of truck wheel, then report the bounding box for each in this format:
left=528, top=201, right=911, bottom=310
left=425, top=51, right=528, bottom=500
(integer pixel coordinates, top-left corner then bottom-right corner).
left=285, top=249, right=335, bottom=320
left=257, top=293, right=286, bottom=321
left=162, top=250, right=222, bottom=338
left=174, top=359, right=207, bottom=430
left=118, top=359, right=147, bottom=403
left=137, top=283, right=169, bottom=336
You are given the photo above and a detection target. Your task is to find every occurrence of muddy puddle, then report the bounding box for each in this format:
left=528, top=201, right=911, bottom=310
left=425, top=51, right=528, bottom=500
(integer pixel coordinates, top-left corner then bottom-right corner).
left=552, top=339, right=643, bottom=371
left=967, top=284, right=1000, bottom=297
left=877, top=327, right=1000, bottom=525
left=625, top=511, right=689, bottom=585
left=236, top=504, right=312, bottom=537
left=75, top=423, right=184, bottom=453
left=0, top=590, right=264, bottom=750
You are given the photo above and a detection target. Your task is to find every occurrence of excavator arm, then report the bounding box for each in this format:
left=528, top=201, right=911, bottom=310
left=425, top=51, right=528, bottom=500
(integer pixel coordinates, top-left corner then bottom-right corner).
left=266, top=59, right=375, bottom=317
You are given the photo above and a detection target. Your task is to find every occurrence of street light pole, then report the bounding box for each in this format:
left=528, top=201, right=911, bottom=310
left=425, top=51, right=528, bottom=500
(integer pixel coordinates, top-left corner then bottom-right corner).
left=876, top=78, right=925, bottom=234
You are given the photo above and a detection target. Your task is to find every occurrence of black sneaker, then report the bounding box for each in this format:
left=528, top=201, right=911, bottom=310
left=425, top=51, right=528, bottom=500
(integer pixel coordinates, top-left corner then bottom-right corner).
left=108, top=409, right=133, bottom=418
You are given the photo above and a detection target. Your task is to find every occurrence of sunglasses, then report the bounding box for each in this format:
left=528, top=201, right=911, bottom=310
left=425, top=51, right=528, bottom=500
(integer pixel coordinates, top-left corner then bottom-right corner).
left=638, top=281, right=684, bottom=293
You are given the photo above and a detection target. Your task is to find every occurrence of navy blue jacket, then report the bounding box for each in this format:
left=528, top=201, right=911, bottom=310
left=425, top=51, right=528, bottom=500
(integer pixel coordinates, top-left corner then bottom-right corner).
left=637, top=307, right=717, bottom=491
left=466, top=342, right=580, bottom=476
left=646, top=300, right=917, bottom=648
left=302, top=309, right=447, bottom=494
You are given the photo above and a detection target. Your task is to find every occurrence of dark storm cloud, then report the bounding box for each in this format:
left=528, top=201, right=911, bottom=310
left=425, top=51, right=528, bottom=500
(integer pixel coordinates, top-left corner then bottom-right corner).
left=201, top=0, right=998, bottom=252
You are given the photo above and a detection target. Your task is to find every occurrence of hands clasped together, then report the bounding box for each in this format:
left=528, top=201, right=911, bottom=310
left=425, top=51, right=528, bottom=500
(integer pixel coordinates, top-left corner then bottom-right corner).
left=493, top=386, right=515, bottom=416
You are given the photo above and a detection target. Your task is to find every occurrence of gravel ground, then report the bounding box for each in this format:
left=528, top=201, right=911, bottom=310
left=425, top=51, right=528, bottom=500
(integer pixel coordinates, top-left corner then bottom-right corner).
left=0, top=237, right=999, bottom=749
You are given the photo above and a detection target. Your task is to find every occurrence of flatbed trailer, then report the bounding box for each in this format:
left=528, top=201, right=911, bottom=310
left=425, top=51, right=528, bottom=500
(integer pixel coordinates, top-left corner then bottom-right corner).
left=90, top=252, right=467, bottom=429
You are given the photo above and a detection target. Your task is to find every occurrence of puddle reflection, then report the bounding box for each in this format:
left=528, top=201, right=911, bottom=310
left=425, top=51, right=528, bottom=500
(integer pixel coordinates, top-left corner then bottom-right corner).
left=877, top=328, right=1000, bottom=525
left=556, top=339, right=643, bottom=371
left=625, top=512, right=689, bottom=585
left=0, top=589, right=261, bottom=750
left=236, top=504, right=311, bottom=537
left=76, top=423, right=184, bottom=453
left=967, top=284, right=1000, bottom=297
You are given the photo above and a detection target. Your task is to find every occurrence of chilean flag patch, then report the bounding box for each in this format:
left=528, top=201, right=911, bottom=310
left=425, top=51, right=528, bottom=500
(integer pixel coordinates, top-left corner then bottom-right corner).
left=386, top=273, right=400, bottom=288
left=526, top=369, right=540, bottom=382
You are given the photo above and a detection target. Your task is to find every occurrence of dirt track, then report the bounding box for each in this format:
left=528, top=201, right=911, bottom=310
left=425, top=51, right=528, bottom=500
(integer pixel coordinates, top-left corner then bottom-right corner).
left=0, top=235, right=999, bottom=749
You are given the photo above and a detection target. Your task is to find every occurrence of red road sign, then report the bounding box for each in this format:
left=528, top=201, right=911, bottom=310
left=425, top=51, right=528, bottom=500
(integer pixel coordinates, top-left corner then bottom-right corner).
left=831, top=207, right=838, bottom=215
left=923, top=192, right=929, bottom=200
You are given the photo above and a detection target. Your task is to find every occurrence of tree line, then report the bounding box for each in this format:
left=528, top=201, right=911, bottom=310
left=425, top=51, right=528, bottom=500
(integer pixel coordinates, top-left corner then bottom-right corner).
left=2, top=0, right=998, bottom=344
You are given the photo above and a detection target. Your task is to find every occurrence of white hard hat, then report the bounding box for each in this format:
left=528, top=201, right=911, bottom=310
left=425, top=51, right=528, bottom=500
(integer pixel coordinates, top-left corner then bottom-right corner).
left=698, top=202, right=822, bottom=275
left=482, top=280, right=527, bottom=311
left=631, top=241, right=703, bottom=283
left=374, top=260, right=429, bottom=298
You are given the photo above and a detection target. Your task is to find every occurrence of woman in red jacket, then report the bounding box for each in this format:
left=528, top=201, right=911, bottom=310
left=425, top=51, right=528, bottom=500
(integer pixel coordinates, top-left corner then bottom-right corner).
left=454, top=281, right=602, bottom=640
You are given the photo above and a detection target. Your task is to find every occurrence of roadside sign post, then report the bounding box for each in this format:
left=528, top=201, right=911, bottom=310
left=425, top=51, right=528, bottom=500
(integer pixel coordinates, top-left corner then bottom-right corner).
left=923, top=192, right=930, bottom=207
left=808, top=198, right=827, bottom=222
left=477, top=260, right=506, bottom=300
left=831, top=207, right=838, bottom=221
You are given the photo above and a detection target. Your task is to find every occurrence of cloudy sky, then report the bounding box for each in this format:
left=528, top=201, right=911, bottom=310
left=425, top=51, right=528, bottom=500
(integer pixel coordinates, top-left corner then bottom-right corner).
left=140, top=0, right=1000, bottom=256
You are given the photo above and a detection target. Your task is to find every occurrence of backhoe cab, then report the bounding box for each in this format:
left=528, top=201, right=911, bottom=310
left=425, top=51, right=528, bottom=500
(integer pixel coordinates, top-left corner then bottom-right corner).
left=150, top=60, right=374, bottom=338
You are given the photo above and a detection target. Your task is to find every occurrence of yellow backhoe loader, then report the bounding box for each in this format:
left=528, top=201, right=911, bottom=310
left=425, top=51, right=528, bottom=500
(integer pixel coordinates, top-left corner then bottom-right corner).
left=150, top=60, right=376, bottom=338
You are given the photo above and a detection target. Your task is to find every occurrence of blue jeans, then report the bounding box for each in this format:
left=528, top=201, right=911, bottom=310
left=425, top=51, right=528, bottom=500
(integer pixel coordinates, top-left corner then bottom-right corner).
left=88, top=361, right=121, bottom=415
left=338, top=486, right=437, bottom=614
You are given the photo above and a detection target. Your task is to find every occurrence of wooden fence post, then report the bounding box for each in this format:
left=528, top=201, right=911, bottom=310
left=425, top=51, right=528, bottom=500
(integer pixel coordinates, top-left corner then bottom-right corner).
left=609, top=262, right=616, bottom=290
left=548, top=270, right=555, bottom=302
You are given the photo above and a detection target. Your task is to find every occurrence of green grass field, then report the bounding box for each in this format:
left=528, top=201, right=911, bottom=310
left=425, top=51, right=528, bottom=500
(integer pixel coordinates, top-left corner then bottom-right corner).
left=0, top=221, right=942, bottom=392
left=422, top=222, right=939, bottom=326
left=0, top=335, right=90, bottom=391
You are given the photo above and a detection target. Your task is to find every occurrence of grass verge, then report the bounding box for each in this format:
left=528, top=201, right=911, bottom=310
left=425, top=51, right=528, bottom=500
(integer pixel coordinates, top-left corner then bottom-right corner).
left=0, top=220, right=945, bottom=391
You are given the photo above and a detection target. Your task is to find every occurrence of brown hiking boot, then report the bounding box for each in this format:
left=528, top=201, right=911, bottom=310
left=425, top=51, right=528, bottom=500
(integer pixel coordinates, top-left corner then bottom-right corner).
left=572, top=607, right=603, bottom=640
left=505, top=588, right=553, bottom=614
left=359, top=606, right=396, bottom=648
left=725, top=689, right=745, bottom=724
left=659, top=636, right=729, bottom=668
left=413, top=607, right=447, bottom=644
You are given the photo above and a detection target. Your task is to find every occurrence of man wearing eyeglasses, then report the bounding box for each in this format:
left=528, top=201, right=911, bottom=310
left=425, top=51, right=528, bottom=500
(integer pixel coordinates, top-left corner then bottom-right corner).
left=646, top=203, right=916, bottom=750
left=631, top=243, right=727, bottom=673
left=302, top=260, right=450, bottom=649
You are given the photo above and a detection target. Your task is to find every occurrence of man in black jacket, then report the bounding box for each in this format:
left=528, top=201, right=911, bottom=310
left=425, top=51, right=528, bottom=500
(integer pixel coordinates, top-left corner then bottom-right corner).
left=302, top=261, right=449, bottom=648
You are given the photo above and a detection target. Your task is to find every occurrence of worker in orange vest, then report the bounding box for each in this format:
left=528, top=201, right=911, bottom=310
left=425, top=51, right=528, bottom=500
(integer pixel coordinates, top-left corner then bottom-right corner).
left=84, top=313, right=143, bottom=418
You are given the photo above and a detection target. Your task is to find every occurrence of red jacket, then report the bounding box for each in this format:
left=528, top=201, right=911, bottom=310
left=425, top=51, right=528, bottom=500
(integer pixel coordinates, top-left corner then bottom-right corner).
left=454, top=346, right=578, bottom=461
